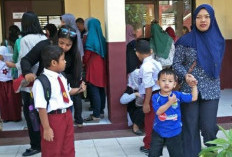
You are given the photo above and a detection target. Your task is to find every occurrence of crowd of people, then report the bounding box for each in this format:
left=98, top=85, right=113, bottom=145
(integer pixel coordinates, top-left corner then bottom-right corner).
left=0, top=12, right=107, bottom=156
left=0, top=3, right=226, bottom=157
left=123, top=4, right=225, bottom=157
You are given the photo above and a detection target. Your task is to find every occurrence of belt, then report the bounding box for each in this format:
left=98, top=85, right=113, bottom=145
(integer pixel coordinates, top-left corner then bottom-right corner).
left=48, top=107, right=70, bottom=114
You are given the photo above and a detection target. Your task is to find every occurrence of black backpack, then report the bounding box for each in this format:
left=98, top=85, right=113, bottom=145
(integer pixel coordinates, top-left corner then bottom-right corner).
left=37, top=74, right=51, bottom=105
left=29, top=74, right=51, bottom=131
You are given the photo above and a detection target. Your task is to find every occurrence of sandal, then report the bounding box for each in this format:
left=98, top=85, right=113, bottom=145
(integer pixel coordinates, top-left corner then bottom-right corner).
left=84, top=115, right=100, bottom=123
left=132, top=128, right=144, bottom=136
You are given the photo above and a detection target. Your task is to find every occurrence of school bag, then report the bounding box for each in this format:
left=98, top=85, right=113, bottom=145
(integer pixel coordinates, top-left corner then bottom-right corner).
left=29, top=74, right=51, bottom=131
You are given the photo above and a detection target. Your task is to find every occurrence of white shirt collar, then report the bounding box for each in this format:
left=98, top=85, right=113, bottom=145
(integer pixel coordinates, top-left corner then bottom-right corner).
left=143, top=55, right=153, bottom=64
left=43, top=68, right=60, bottom=78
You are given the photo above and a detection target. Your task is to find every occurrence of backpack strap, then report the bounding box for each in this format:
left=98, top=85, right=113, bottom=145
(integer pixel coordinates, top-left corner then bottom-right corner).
left=37, top=74, right=51, bottom=108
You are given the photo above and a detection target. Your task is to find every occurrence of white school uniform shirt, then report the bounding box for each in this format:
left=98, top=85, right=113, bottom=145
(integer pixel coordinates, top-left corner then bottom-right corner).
left=138, top=55, right=162, bottom=96
left=0, top=46, right=13, bottom=82
left=32, top=68, right=73, bottom=113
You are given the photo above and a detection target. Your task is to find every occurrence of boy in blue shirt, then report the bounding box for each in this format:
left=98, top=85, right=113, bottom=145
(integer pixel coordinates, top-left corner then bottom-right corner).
left=149, top=68, right=198, bottom=157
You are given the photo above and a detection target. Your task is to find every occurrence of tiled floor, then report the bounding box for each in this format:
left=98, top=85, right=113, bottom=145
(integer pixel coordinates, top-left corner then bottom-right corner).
left=0, top=131, right=227, bottom=157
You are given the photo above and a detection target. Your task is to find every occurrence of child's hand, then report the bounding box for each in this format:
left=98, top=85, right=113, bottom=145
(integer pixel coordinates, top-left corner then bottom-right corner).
left=168, top=93, right=177, bottom=104
left=43, top=127, right=54, bottom=142
left=134, top=92, right=140, bottom=97
left=143, top=104, right=150, bottom=113
left=191, top=79, right=198, bottom=87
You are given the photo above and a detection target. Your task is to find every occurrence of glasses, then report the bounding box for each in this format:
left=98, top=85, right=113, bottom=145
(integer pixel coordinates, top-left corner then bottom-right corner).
left=60, top=28, right=77, bottom=37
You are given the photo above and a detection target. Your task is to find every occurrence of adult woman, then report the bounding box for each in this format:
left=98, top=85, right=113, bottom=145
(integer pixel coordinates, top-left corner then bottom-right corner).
left=173, top=4, right=225, bottom=157
left=61, top=14, right=85, bottom=127
left=21, top=25, right=82, bottom=100
left=83, top=18, right=107, bottom=122
left=7, top=11, right=47, bottom=156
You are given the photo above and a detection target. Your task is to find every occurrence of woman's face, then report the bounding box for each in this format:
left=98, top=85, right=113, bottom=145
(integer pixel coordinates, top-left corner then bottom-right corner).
left=196, top=9, right=211, bottom=32
left=58, top=38, right=73, bottom=53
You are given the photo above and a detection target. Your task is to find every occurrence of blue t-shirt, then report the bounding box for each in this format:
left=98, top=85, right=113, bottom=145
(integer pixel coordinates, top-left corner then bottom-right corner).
left=152, top=91, right=192, bottom=138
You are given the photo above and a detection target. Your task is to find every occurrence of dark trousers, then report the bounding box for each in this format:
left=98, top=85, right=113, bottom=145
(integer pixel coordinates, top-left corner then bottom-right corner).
left=71, top=94, right=83, bottom=124
left=88, top=83, right=105, bottom=118
left=21, top=91, right=41, bottom=150
left=181, top=96, right=219, bottom=157
left=149, top=131, right=183, bottom=157
left=127, top=105, right=144, bottom=128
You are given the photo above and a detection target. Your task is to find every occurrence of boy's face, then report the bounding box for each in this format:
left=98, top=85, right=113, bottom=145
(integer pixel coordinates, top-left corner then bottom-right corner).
left=158, top=74, right=176, bottom=94
left=53, top=53, right=66, bottom=73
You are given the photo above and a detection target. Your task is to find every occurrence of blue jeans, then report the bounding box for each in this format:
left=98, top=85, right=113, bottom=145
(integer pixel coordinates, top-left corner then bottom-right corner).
left=88, top=83, right=105, bottom=118
left=149, top=131, right=183, bottom=157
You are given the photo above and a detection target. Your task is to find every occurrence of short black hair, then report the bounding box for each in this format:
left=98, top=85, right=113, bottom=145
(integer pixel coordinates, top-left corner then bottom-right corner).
left=76, top=18, right=84, bottom=24
left=41, top=45, right=64, bottom=68
left=136, top=39, right=150, bottom=54
left=158, top=68, right=177, bottom=81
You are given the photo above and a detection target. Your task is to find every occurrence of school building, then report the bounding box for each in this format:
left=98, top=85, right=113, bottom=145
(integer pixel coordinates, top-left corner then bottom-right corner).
left=0, top=0, right=231, bottom=135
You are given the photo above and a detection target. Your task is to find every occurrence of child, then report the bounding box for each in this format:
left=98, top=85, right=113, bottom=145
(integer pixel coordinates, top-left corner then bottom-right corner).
left=149, top=68, right=198, bottom=157
left=120, top=69, right=144, bottom=135
left=32, top=45, right=85, bottom=156
left=135, top=39, right=162, bottom=154
left=0, top=46, right=22, bottom=122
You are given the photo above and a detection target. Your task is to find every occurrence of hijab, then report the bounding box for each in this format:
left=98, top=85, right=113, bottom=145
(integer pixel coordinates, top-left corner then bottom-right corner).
left=150, top=23, right=173, bottom=59
left=175, top=4, right=225, bottom=79
left=165, top=27, right=176, bottom=42
left=85, top=18, right=106, bottom=58
left=61, top=14, right=84, bottom=57
left=126, top=24, right=135, bottom=44
left=128, top=69, right=139, bottom=90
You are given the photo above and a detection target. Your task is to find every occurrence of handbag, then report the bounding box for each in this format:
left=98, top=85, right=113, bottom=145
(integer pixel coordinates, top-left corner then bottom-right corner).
left=174, top=61, right=196, bottom=91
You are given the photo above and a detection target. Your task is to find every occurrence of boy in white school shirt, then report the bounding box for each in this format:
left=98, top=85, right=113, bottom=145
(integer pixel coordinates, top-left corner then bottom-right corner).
left=32, top=45, right=85, bottom=157
left=135, top=39, right=162, bottom=155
